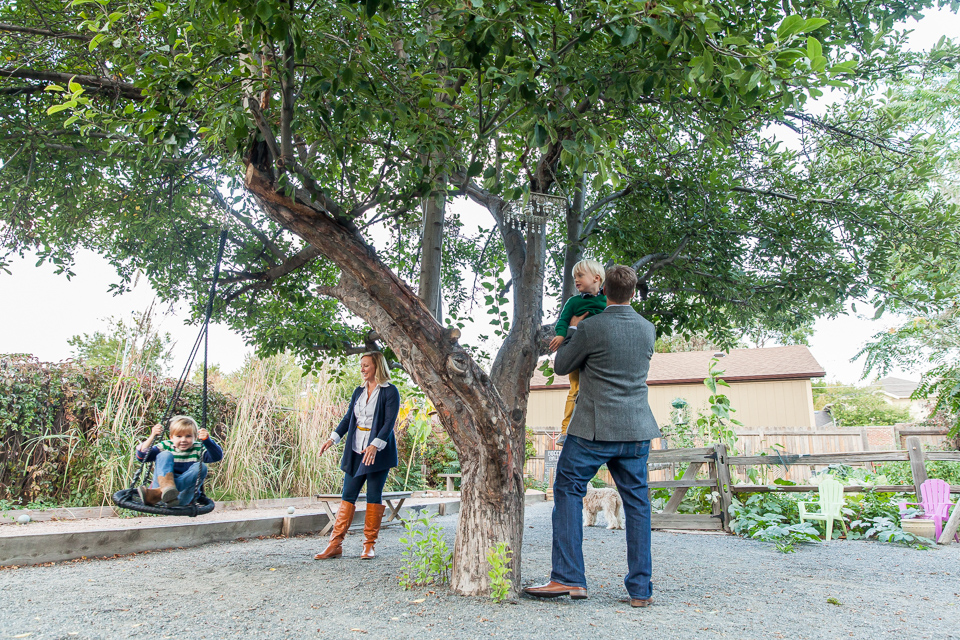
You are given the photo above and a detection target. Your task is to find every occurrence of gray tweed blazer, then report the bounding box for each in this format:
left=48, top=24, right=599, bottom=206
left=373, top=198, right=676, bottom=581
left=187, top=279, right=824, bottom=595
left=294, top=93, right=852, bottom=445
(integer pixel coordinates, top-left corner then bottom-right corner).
left=553, top=304, right=661, bottom=442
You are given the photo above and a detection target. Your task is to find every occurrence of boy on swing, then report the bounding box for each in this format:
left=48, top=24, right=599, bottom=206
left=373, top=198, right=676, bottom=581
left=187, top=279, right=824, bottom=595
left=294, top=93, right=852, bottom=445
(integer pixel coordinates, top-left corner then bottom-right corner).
left=135, top=416, right=223, bottom=506
left=549, top=259, right=607, bottom=446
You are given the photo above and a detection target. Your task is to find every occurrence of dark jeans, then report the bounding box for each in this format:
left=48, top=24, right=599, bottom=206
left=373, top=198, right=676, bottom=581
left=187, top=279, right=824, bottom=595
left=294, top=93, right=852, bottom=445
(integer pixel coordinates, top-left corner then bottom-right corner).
left=341, top=468, right=389, bottom=504
left=150, top=451, right=207, bottom=506
left=551, top=434, right=653, bottom=599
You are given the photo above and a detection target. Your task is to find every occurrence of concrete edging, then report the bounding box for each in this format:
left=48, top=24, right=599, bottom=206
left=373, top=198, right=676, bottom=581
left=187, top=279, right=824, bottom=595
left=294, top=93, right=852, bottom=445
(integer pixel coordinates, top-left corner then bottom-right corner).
left=1, top=491, right=547, bottom=567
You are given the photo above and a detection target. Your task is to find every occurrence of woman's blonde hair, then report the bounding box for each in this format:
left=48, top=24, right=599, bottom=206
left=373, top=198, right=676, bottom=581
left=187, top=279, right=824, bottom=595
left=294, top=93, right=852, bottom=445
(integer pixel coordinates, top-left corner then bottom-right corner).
left=572, top=258, right=606, bottom=284
left=169, top=415, right=199, bottom=438
left=361, top=351, right=392, bottom=386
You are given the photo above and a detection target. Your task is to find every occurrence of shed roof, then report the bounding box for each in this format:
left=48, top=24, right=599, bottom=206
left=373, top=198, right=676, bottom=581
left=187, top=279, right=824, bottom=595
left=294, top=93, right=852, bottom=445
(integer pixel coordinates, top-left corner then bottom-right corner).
left=530, top=345, right=826, bottom=389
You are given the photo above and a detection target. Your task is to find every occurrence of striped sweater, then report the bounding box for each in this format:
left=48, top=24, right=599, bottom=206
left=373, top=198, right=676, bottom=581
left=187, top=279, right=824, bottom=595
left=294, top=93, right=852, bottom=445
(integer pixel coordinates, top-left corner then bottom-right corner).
left=136, top=438, right=223, bottom=474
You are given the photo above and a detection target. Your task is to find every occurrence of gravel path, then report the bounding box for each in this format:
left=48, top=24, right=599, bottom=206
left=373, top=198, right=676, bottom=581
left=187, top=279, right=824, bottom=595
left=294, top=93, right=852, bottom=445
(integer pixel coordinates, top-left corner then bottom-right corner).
left=2, top=501, right=958, bottom=639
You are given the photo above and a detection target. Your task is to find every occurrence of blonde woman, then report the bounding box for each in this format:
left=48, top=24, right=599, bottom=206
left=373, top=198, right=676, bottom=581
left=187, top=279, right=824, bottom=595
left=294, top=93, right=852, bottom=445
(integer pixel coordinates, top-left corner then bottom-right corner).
left=316, top=351, right=400, bottom=560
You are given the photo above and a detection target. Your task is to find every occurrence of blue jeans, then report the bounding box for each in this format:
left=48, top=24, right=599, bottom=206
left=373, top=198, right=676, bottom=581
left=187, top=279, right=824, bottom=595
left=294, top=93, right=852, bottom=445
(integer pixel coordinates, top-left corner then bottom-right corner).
left=342, top=468, right=389, bottom=504
left=551, top=435, right=653, bottom=599
left=151, top=451, right=208, bottom=506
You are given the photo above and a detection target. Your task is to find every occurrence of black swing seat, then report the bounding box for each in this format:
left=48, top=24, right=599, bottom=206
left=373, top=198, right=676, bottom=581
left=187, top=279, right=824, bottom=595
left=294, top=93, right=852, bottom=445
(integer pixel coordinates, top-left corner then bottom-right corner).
left=112, top=487, right=215, bottom=517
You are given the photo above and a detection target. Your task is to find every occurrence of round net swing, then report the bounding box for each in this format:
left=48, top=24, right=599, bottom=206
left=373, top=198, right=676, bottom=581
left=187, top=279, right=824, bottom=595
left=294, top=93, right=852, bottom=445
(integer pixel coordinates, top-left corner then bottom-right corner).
left=112, top=230, right=228, bottom=517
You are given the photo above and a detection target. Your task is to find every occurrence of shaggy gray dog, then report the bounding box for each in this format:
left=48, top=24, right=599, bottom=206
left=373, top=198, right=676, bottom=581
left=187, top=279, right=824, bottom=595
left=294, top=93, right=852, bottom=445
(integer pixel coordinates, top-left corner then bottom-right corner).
left=583, top=487, right=624, bottom=529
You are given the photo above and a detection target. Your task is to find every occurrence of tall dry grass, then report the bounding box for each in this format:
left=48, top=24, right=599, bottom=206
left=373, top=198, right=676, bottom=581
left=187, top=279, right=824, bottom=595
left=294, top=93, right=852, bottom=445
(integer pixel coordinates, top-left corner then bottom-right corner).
left=88, top=330, right=160, bottom=504
left=209, top=356, right=344, bottom=500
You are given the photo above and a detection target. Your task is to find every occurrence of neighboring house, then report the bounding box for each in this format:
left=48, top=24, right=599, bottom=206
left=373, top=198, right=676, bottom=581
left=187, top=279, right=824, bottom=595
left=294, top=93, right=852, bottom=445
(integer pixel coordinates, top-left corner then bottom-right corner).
left=528, top=345, right=826, bottom=430
left=872, top=376, right=934, bottom=422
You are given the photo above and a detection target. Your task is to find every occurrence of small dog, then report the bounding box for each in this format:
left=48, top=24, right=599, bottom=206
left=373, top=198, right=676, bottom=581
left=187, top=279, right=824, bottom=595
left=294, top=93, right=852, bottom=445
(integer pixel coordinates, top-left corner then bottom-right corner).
left=583, top=487, right=624, bottom=529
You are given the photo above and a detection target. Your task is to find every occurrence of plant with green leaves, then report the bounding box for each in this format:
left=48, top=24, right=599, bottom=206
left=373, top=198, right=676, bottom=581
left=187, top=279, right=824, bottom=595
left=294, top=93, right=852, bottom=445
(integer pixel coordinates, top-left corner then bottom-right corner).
left=3, top=0, right=959, bottom=596
left=730, top=494, right=821, bottom=553
left=398, top=510, right=453, bottom=589
left=696, top=358, right=742, bottom=451
left=486, top=542, right=513, bottom=603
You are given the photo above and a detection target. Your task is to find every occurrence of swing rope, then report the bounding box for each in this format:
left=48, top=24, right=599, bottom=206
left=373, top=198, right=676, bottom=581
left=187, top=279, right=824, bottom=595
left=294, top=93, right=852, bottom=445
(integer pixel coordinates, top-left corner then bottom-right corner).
left=120, top=229, right=229, bottom=515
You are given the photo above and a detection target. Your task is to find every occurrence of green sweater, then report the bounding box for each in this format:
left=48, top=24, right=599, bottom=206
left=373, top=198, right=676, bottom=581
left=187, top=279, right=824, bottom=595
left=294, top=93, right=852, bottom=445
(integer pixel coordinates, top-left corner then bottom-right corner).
left=555, top=293, right=607, bottom=337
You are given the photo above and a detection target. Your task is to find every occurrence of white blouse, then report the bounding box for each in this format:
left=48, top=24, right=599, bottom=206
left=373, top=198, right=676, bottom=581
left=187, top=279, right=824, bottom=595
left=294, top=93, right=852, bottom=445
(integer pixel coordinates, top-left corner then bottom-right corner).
left=330, top=383, right=389, bottom=455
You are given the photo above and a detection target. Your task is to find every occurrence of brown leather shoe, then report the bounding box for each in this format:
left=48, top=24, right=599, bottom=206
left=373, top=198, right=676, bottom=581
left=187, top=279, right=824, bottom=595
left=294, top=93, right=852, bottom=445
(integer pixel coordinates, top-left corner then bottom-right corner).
left=360, top=503, right=386, bottom=559
left=314, top=501, right=356, bottom=559
left=138, top=486, right=163, bottom=506
left=621, top=597, right=653, bottom=608
left=158, top=472, right=179, bottom=505
left=523, top=581, right=588, bottom=599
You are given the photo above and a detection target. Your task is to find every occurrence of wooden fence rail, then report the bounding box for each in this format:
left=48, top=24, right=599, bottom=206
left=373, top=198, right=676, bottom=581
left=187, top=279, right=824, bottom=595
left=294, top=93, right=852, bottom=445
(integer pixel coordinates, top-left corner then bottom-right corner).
left=618, top=436, right=960, bottom=537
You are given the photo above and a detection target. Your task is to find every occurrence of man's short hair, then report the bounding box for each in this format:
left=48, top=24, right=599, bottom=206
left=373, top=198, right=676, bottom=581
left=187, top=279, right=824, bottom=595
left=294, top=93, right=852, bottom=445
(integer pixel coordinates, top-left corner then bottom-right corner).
left=604, top=265, right=638, bottom=304
left=572, top=259, right=605, bottom=284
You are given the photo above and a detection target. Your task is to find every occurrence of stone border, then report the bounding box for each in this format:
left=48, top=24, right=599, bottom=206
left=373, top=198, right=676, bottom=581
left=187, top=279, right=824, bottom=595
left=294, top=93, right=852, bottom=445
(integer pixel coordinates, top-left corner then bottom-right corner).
left=0, top=492, right=546, bottom=567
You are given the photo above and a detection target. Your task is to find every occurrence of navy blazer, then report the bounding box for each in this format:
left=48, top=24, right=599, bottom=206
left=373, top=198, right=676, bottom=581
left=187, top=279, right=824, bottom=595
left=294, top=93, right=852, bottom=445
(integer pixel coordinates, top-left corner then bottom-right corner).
left=335, top=383, right=400, bottom=476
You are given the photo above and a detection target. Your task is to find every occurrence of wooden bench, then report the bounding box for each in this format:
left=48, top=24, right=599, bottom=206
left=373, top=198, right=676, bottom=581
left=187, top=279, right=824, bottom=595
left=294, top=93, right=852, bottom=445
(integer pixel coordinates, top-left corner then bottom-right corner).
left=438, top=473, right=461, bottom=492
left=314, top=491, right=412, bottom=535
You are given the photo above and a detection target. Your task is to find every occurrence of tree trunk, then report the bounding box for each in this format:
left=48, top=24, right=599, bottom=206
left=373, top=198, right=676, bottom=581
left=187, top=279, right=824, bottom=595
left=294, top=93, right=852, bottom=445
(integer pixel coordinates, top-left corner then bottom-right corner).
left=418, top=187, right=445, bottom=321
left=243, top=161, right=527, bottom=596
left=561, top=175, right=586, bottom=307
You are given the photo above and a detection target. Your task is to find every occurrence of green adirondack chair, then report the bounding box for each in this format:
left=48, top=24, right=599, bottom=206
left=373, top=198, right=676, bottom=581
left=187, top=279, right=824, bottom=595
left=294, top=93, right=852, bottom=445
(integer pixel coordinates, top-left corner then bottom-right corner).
left=799, top=477, right=847, bottom=541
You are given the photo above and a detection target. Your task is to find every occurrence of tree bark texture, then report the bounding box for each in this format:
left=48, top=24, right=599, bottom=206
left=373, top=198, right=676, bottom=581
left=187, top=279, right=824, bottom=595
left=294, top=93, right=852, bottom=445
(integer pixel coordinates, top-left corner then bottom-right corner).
left=243, top=161, right=527, bottom=596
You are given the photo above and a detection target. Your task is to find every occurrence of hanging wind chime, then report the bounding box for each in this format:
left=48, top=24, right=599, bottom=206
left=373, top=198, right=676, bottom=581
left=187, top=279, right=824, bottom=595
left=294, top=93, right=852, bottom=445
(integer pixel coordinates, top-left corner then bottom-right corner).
left=502, top=192, right=567, bottom=233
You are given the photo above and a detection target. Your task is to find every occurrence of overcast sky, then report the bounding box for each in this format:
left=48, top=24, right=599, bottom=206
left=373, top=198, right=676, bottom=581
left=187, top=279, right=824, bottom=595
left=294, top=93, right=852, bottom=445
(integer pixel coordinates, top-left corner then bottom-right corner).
left=1, top=9, right=957, bottom=383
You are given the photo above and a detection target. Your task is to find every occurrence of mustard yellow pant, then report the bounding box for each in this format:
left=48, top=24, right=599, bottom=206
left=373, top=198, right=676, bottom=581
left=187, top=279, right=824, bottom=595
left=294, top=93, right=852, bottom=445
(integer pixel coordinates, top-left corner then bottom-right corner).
left=561, top=369, right=580, bottom=435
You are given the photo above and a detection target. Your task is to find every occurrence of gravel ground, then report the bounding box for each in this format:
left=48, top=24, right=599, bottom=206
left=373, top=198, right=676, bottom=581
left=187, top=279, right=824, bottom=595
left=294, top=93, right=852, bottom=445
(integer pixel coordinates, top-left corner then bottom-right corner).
left=2, top=501, right=958, bottom=640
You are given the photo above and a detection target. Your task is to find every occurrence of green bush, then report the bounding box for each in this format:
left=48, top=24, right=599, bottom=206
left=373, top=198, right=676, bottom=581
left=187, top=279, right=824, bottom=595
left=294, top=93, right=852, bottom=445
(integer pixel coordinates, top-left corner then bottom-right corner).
left=0, top=354, right=235, bottom=506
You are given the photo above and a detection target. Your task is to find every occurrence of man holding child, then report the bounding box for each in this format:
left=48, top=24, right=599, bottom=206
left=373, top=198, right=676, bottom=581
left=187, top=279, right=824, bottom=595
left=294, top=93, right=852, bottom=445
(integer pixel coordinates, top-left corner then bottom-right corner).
left=525, top=264, right=661, bottom=608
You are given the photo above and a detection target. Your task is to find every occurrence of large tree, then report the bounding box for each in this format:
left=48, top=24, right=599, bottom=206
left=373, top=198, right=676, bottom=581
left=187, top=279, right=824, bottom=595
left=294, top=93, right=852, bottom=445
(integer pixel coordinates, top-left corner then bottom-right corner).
left=2, top=0, right=958, bottom=594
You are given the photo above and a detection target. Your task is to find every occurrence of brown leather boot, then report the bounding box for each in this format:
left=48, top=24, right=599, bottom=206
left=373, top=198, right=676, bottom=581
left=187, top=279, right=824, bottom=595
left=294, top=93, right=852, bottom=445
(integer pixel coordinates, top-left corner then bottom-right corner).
left=138, top=486, right=163, bottom=506
left=360, top=504, right=386, bottom=559
left=158, top=472, right=179, bottom=505
left=315, top=502, right=356, bottom=559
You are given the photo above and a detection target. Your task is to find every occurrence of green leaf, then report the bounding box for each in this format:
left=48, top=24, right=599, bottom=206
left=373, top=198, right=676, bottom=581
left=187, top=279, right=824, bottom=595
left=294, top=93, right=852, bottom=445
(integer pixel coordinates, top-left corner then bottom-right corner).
left=467, top=160, right=483, bottom=177
left=46, top=103, right=73, bottom=115
left=800, top=18, right=829, bottom=33
left=620, top=25, right=638, bottom=47
left=777, top=15, right=805, bottom=40
left=806, top=36, right=822, bottom=60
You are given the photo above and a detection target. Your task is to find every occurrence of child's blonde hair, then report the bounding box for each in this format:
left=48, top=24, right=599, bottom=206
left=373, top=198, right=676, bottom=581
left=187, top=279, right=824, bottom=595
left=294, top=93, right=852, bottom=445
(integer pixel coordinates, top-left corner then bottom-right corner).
left=169, top=415, right=199, bottom=438
left=361, top=351, right=392, bottom=386
left=572, top=259, right=605, bottom=285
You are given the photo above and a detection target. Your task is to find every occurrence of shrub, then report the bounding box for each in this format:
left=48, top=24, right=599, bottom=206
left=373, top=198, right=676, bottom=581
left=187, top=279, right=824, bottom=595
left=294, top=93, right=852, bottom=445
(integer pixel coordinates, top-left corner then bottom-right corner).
left=398, top=510, right=453, bottom=588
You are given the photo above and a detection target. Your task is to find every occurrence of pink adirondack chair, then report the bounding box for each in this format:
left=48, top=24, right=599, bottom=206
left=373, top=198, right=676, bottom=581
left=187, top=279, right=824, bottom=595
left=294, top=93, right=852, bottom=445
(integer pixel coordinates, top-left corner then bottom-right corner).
left=899, top=479, right=959, bottom=542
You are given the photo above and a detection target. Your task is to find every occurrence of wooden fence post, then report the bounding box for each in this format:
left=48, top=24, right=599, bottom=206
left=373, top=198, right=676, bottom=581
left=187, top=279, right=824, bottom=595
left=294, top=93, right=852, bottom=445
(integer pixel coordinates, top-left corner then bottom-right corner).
left=662, top=462, right=703, bottom=514
left=905, top=436, right=928, bottom=500
left=714, top=444, right=734, bottom=532
left=939, top=496, right=960, bottom=544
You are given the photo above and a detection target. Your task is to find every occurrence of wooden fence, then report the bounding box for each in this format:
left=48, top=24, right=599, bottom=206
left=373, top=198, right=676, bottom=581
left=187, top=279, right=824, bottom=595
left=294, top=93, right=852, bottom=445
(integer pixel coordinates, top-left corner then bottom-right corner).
left=526, top=435, right=960, bottom=534
left=525, top=426, right=954, bottom=485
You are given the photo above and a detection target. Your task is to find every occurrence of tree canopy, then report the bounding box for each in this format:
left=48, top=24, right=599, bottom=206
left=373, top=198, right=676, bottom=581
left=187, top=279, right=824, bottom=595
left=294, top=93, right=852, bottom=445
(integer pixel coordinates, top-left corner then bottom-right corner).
left=2, top=0, right=960, bottom=594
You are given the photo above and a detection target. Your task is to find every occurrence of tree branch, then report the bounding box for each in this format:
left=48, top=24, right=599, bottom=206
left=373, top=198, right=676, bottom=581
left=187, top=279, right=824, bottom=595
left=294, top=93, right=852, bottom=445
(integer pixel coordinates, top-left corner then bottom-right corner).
left=0, top=23, right=92, bottom=41
left=0, top=68, right=145, bottom=101
left=731, top=185, right=836, bottom=205
left=580, top=186, right=634, bottom=238
left=220, top=244, right=321, bottom=291
left=783, top=110, right=908, bottom=155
